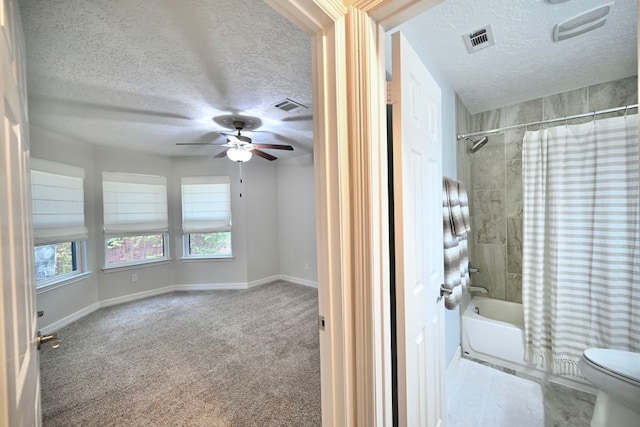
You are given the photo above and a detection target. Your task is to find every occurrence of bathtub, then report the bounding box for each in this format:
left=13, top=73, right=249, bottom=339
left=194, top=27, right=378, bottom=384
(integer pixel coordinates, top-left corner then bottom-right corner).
left=462, top=297, right=526, bottom=367
left=461, top=296, right=596, bottom=393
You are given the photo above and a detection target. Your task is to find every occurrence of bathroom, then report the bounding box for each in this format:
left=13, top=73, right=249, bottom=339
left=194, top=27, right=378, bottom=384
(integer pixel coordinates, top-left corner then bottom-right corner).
left=456, top=74, right=638, bottom=413
left=405, top=0, right=639, bottom=426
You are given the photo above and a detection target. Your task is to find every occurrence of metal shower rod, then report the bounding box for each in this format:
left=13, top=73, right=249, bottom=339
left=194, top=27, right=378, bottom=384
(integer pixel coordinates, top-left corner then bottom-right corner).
left=457, top=103, right=639, bottom=140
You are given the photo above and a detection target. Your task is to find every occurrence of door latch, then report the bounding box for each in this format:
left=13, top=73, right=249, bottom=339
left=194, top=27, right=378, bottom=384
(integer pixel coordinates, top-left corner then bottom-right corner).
left=37, top=331, right=61, bottom=350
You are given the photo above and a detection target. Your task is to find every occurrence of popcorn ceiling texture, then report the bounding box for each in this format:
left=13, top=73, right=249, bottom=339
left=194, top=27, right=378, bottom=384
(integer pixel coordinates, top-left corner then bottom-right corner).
left=20, top=0, right=313, bottom=157
left=20, top=0, right=637, bottom=155
left=404, top=0, right=637, bottom=114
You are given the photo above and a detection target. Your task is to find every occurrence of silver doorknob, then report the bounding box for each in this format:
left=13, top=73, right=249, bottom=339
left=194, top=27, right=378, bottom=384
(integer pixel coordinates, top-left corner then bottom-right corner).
left=37, top=331, right=61, bottom=350
left=440, top=284, right=453, bottom=297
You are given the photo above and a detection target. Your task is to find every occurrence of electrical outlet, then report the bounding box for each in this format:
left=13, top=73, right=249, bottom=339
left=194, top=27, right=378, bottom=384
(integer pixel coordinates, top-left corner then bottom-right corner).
left=131, top=273, right=138, bottom=283
left=304, top=263, right=309, bottom=271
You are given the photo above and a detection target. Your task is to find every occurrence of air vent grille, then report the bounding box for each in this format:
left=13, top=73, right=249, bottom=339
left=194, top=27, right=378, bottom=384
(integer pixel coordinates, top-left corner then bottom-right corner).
left=470, top=30, right=488, bottom=47
left=463, top=25, right=495, bottom=54
left=272, top=98, right=307, bottom=112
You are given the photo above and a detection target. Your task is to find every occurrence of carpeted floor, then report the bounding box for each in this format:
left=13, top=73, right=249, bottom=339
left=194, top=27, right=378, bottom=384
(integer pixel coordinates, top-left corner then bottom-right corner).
left=40, top=281, right=322, bottom=427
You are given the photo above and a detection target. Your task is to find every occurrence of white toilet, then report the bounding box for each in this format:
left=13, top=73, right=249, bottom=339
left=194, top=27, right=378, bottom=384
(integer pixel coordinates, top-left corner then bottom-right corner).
left=578, top=348, right=640, bottom=427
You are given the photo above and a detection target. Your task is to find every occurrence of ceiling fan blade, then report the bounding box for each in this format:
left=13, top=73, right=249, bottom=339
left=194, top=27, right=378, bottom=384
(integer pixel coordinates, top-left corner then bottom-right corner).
left=176, top=142, right=223, bottom=146
left=226, top=134, right=252, bottom=144
left=214, top=149, right=229, bottom=158
left=252, top=143, right=294, bottom=151
left=251, top=149, right=278, bottom=161
left=175, top=131, right=226, bottom=146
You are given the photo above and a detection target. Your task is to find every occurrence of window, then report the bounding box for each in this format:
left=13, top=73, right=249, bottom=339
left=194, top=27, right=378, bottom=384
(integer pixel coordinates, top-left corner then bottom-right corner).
left=31, top=158, right=88, bottom=289
left=35, top=241, right=86, bottom=284
left=102, top=172, right=169, bottom=268
left=181, top=176, right=232, bottom=258
left=105, top=234, right=166, bottom=265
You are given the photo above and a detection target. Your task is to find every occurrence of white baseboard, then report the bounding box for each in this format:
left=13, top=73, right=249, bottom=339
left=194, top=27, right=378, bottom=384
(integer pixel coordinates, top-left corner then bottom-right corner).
left=174, top=283, right=247, bottom=291
left=39, top=302, right=101, bottom=335
left=38, top=275, right=314, bottom=332
left=446, top=346, right=462, bottom=380
left=99, top=286, right=176, bottom=308
left=280, top=274, right=318, bottom=288
left=248, top=275, right=281, bottom=288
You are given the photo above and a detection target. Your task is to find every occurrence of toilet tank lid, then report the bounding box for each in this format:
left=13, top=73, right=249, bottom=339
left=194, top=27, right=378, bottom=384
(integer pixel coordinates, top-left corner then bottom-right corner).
left=584, top=349, right=640, bottom=382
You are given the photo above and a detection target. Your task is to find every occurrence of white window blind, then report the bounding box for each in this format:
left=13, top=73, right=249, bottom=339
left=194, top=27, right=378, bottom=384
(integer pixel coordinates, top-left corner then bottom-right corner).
left=31, top=158, right=88, bottom=245
left=102, top=172, right=168, bottom=235
left=181, top=176, right=231, bottom=233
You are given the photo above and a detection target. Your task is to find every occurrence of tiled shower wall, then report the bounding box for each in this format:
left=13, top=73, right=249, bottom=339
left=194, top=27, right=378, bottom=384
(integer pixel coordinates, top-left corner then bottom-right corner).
left=456, top=76, right=638, bottom=303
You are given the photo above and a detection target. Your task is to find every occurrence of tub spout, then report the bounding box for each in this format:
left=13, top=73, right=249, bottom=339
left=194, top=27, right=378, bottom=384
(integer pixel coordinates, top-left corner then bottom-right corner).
left=469, top=285, right=488, bottom=294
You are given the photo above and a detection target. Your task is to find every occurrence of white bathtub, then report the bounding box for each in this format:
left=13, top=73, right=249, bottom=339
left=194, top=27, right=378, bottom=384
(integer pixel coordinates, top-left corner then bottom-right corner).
left=461, top=296, right=595, bottom=393
left=462, top=297, right=526, bottom=367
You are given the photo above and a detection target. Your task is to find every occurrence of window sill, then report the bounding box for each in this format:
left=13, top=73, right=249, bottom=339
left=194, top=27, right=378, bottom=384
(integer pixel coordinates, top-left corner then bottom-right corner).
left=102, top=259, right=172, bottom=273
left=180, top=256, right=235, bottom=262
left=36, top=271, right=93, bottom=294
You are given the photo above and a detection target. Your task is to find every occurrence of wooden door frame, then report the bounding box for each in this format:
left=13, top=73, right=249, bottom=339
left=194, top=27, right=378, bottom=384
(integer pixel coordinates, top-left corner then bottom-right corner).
left=265, top=1, right=444, bottom=425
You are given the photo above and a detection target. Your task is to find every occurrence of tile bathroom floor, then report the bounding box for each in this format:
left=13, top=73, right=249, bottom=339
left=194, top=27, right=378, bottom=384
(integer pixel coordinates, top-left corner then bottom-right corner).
left=447, top=358, right=596, bottom=427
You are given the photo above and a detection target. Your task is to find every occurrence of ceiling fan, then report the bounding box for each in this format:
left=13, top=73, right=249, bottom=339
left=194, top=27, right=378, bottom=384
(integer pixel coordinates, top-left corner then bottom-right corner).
left=177, top=119, right=294, bottom=162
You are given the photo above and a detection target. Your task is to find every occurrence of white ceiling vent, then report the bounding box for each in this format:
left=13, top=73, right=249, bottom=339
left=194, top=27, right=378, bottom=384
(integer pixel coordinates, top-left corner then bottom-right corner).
left=463, top=25, right=496, bottom=54
left=272, top=98, right=307, bottom=113
left=552, top=3, right=613, bottom=42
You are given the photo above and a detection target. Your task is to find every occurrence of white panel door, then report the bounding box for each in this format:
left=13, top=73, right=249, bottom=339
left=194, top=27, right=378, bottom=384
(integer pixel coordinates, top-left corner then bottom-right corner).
left=391, top=31, right=445, bottom=427
left=0, top=0, right=41, bottom=425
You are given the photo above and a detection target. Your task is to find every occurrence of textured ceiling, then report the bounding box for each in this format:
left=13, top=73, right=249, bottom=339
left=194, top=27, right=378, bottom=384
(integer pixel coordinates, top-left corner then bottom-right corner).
left=403, top=0, right=637, bottom=113
left=20, top=0, right=638, bottom=157
left=20, top=0, right=313, bottom=158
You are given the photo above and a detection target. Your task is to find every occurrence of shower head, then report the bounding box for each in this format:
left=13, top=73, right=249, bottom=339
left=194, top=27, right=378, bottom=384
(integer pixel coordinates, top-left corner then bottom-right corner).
left=467, top=136, right=489, bottom=153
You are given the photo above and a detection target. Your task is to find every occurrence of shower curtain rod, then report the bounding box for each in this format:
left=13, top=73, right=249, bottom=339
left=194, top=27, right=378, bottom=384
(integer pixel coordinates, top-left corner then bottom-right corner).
left=457, top=103, right=639, bottom=140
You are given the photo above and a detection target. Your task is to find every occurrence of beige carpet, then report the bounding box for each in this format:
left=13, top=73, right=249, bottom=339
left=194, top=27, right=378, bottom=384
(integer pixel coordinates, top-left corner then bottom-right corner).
left=40, top=281, right=321, bottom=426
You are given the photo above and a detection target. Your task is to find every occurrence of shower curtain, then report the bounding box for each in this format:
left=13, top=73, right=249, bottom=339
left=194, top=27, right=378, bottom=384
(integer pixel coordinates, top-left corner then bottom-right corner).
left=522, top=113, right=640, bottom=377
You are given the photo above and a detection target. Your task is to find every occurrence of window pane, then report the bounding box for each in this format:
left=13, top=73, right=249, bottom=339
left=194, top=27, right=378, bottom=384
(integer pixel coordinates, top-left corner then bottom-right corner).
left=106, top=234, right=165, bottom=265
left=35, top=242, right=76, bottom=281
left=189, top=232, right=231, bottom=256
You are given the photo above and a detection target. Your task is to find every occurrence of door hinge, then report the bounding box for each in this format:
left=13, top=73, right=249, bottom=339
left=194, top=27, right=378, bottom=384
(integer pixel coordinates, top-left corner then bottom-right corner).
left=318, top=315, right=325, bottom=331
left=386, top=81, right=397, bottom=105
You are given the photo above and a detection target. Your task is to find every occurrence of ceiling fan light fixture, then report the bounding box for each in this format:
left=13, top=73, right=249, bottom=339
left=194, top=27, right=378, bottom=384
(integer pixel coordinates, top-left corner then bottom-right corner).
left=227, top=147, right=252, bottom=162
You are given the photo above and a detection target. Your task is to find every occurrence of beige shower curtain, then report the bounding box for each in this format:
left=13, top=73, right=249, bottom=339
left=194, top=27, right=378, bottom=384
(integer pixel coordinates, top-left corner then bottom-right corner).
left=522, top=114, right=640, bottom=377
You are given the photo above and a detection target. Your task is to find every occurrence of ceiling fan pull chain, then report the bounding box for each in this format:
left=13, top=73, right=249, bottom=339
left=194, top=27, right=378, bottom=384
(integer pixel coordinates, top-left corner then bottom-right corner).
left=239, top=162, right=244, bottom=198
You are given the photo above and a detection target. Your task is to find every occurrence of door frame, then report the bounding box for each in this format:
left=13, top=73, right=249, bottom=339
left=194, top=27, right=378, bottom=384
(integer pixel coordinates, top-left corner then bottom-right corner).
left=265, top=1, right=445, bottom=425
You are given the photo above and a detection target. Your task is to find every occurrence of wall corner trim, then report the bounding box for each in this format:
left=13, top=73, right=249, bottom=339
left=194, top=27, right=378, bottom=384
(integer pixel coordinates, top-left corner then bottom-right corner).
left=280, top=274, right=318, bottom=288
left=248, top=275, right=282, bottom=288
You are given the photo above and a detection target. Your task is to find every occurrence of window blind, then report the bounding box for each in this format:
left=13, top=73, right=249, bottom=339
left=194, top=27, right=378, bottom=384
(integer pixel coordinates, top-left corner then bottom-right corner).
left=31, top=158, right=88, bottom=245
left=181, top=176, right=231, bottom=233
left=102, top=172, right=168, bottom=236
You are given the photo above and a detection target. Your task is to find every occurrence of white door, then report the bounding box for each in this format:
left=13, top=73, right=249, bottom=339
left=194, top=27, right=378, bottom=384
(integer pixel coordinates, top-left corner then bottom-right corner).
left=390, top=31, right=445, bottom=427
left=0, top=0, right=41, bottom=425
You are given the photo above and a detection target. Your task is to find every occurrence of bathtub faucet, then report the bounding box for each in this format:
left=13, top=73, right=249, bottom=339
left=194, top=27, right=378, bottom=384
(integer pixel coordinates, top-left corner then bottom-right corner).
left=468, top=285, right=489, bottom=294
left=469, top=264, right=480, bottom=274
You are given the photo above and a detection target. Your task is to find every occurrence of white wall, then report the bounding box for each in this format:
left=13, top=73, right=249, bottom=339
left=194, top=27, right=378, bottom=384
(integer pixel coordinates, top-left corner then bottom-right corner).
left=245, top=160, right=280, bottom=283
left=30, top=127, right=100, bottom=329
left=31, top=129, right=317, bottom=329
left=92, top=146, right=177, bottom=300
left=171, top=157, right=250, bottom=285
left=277, top=154, right=318, bottom=286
